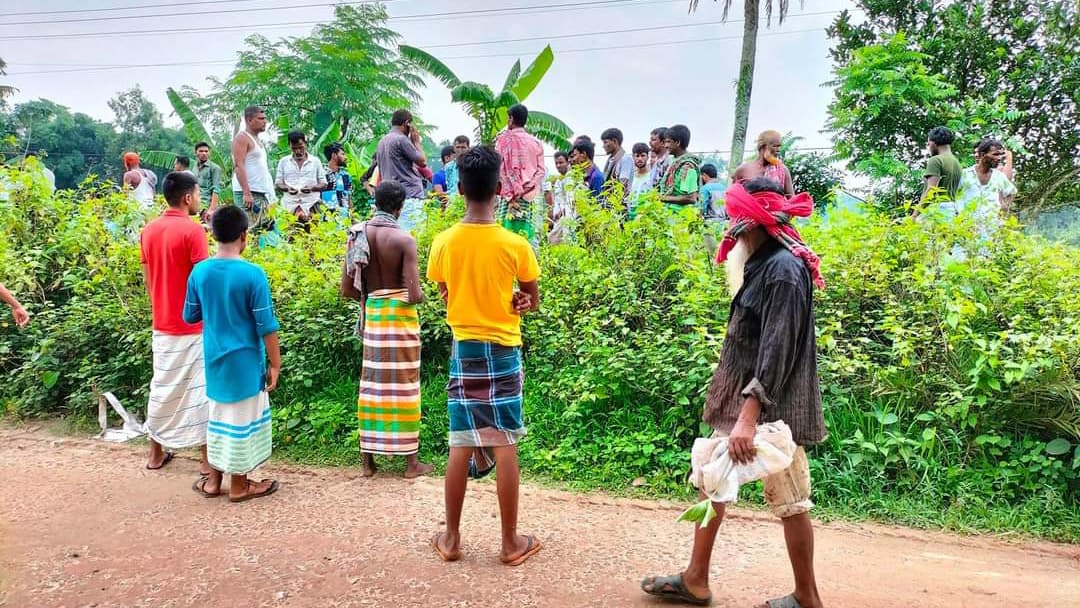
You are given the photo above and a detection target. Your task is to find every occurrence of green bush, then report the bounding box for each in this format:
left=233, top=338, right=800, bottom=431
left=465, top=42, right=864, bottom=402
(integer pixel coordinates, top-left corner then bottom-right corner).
left=1, top=163, right=1077, bottom=540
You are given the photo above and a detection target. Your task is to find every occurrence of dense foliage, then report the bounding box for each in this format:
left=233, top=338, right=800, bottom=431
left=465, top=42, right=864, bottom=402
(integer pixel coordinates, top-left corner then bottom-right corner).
left=1, top=163, right=1078, bottom=541
left=1, top=87, right=189, bottom=188
left=827, top=0, right=1080, bottom=210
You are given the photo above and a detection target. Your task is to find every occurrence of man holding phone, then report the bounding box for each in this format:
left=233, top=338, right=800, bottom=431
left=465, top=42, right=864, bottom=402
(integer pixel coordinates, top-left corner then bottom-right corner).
left=276, top=129, right=327, bottom=229
left=374, top=109, right=428, bottom=232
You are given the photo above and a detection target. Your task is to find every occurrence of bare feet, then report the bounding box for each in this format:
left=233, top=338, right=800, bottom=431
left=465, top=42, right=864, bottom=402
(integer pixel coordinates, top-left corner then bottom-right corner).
left=500, top=534, right=542, bottom=567
left=404, top=461, right=434, bottom=479
left=361, top=454, right=377, bottom=477
left=433, top=531, right=462, bottom=562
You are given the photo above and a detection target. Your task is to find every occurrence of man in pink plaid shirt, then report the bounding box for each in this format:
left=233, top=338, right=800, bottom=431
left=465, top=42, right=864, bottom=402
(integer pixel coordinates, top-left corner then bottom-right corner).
left=494, top=104, right=546, bottom=248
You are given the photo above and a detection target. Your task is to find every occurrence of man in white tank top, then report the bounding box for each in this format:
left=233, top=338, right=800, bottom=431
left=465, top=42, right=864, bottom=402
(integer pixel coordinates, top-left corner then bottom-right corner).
left=122, top=151, right=158, bottom=209
left=231, top=105, right=276, bottom=234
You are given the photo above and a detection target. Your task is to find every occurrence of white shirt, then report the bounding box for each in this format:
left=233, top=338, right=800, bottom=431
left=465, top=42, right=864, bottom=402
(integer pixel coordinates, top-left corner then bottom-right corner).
left=548, top=172, right=578, bottom=221
left=276, top=154, right=327, bottom=210
left=958, top=166, right=1016, bottom=205
left=947, top=166, right=1017, bottom=224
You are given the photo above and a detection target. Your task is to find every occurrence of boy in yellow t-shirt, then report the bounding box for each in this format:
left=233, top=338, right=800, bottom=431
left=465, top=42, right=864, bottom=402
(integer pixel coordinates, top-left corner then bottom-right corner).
left=427, top=146, right=542, bottom=567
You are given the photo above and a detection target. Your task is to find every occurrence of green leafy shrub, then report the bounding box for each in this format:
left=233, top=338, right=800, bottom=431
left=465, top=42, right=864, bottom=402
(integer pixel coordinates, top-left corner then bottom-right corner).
left=1, top=163, right=1077, bottom=540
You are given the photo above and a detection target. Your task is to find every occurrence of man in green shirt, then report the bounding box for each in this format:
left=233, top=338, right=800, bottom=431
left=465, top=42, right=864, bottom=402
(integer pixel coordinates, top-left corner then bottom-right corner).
left=922, top=126, right=962, bottom=202
left=658, top=124, right=702, bottom=212
left=194, top=141, right=224, bottom=214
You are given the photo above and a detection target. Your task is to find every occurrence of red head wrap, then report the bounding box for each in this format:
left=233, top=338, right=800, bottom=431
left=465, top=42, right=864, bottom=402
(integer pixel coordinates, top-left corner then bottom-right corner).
left=717, top=182, right=825, bottom=289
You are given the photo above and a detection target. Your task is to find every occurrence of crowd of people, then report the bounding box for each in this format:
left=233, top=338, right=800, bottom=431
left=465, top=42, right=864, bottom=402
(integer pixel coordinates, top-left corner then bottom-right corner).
left=112, top=101, right=831, bottom=608
left=0, top=101, right=1025, bottom=608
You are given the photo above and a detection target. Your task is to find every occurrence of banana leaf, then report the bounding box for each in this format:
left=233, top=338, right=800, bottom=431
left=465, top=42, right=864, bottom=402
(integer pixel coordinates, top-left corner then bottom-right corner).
left=399, top=45, right=462, bottom=89
left=510, top=45, right=554, bottom=101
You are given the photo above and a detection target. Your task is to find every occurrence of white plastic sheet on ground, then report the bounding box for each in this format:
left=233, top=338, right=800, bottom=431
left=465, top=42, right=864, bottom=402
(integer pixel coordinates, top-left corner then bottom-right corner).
left=97, top=392, right=145, bottom=442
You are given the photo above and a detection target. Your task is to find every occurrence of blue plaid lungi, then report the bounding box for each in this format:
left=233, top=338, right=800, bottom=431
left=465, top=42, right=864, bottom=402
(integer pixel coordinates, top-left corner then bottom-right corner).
left=447, top=340, right=527, bottom=478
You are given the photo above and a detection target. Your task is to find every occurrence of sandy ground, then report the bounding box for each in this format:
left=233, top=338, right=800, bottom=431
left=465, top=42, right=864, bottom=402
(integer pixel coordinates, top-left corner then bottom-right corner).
left=0, top=425, right=1077, bottom=608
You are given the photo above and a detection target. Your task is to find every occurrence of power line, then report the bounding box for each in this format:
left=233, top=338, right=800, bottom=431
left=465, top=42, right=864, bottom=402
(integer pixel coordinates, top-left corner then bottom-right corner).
left=423, top=9, right=845, bottom=49
left=7, top=25, right=830, bottom=76
left=437, top=27, right=826, bottom=60
left=0, top=0, right=392, bottom=27
left=0, top=0, right=676, bottom=32
left=0, top=0, right=266, bottom=17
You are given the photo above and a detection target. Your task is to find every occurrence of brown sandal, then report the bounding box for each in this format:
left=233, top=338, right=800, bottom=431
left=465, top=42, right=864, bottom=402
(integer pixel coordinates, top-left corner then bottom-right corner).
left=229, top=479, right=280, bottom=503
left=500, top=535, right=542, bottom=567
left=191, top=476, right=221, bottom=498
left=432, top=533, right=462, bottom=562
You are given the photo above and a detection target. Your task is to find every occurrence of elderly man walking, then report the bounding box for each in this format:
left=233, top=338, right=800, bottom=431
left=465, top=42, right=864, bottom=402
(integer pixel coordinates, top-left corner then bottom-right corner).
left=641, top=176, right=827, bottom=608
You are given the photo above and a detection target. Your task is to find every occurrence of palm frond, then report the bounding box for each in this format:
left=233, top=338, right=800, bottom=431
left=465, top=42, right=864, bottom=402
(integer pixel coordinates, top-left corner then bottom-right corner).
left=139, top=150, right=182, bottom=170
left=510, top=45, right=554, bottom=101
left=530, top=127, right=573, bottom=153
left=494, top=90, right=520, bottom=110
left=451, top=81, right=497, bottom=106
left=165, top=88, right=227, bottom=169
left=399, top=45, right=462, bottom=89
left=688, top=0, right=734, bottom=20
left=526, top=110, right=573, bottom=139
left=501, top=60, right=522, bottom=95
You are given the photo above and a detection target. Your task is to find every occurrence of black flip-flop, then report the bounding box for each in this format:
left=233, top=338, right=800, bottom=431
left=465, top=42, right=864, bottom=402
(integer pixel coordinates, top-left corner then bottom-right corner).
left=191, top=476, right=221, bottom=498
left=146, top=452, right=175, bottom=470
left=641, top=573, right=712, bottom=606
left=229, top=479, right=280, bottom=503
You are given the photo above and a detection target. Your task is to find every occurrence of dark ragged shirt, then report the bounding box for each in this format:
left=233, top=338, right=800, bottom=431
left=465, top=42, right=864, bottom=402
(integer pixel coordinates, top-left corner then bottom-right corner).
left=704, top=239, right=826, bottom=446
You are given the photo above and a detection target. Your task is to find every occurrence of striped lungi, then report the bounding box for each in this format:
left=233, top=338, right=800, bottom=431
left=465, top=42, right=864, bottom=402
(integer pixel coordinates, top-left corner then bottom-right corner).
left=447, top=340, right=527, bottom=477
left=145, top=332, right=209, bottom=449
left=207, top=392, right=272, bottom=475
left=357, top=289, right=422, bottom=455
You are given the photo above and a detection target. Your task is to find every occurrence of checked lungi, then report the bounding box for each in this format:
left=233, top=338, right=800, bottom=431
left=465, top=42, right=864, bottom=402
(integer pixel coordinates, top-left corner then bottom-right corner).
left=357, top=289, right=422, bottom=456
left=144, top=332, right=209, bottom=449
left=447, top=340, right=527, bottom=477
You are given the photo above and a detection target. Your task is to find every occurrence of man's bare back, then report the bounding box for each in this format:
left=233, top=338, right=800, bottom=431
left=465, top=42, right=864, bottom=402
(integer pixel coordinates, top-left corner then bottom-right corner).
left=364, top=224, right=423, bottom=303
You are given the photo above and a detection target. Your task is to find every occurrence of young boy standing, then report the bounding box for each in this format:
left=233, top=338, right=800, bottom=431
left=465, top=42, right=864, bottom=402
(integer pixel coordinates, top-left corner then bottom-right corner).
left=427, top=146, right=542, bottom=566
left=184, top=205, right=282, bottom=502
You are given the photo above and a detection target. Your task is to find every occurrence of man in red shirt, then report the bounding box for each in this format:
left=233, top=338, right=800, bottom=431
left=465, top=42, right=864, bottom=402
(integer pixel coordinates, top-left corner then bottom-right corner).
left=139, top=172, right=212, bottom=475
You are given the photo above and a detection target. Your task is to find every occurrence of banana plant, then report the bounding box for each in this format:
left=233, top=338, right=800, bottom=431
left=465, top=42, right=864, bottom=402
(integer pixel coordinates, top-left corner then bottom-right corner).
left=399, top=44, right=573, bottom=151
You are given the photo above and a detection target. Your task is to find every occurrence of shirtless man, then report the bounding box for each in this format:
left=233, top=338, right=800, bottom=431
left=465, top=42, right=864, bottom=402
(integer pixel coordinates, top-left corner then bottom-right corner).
left=732, top=129, right=795, bottom=197
left=343, top=181, right=433, bottom=479
left=231, top=105, right=276, bottom=233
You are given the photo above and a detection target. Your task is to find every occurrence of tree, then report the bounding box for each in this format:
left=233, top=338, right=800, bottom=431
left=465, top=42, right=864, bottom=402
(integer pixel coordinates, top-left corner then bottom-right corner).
left=4, top=99, right=113, bottom=188
left=105, top=87, right=188, bottom=178
left=827, top=0, right=1080, bottom=211
left=194, top=4, right=422, bottom=149
left=689, top=0, right=802, bottom=168
left=400, top=45, right=573, bottom=150
left=0, top=57, right=16, bottom=104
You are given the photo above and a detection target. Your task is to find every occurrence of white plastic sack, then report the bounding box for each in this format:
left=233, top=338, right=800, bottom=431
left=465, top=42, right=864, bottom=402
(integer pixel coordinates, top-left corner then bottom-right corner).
left=688, top=421, right=798, bottom=504
left=97, top=391, right=145, bottom=442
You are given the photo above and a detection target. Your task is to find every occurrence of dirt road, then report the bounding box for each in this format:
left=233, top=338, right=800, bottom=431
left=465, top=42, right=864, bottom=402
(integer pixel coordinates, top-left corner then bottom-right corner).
left=0, top=426, right=1077, bottom=608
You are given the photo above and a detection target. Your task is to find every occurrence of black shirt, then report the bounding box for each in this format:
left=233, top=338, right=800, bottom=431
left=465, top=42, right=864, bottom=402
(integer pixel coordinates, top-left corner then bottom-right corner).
left=704, top=239, right=826, bottom=446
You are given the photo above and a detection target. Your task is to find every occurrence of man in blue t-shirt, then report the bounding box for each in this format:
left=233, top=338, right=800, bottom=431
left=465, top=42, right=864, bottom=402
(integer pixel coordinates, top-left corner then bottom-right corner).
left=184, top=205, right=282, bottom=504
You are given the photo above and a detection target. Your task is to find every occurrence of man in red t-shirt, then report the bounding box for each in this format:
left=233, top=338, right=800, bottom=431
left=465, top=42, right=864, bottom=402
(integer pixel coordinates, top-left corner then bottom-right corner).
left=139, top=172, right=211, bottom=474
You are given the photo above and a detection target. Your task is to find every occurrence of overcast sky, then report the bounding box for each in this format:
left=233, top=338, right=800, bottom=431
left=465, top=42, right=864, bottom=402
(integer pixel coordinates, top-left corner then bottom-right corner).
left=2, top=0, right=859, bottom=160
